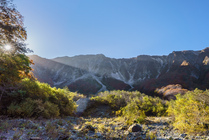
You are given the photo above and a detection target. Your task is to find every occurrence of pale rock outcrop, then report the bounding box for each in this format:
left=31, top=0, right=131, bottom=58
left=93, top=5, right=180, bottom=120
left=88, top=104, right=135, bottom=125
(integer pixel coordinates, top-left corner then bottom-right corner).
left=76, top=98, right=90, bottom=116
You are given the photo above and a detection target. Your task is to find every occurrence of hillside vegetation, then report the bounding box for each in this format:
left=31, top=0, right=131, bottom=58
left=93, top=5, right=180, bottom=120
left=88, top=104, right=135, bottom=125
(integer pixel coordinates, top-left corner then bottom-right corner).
left=2, top=78, right=84, bottom=118
left=89, top=89, right=209, bottom=135
left=1, top=83, right=209, bottom=137
left=91, top=90, right=167, bottom=124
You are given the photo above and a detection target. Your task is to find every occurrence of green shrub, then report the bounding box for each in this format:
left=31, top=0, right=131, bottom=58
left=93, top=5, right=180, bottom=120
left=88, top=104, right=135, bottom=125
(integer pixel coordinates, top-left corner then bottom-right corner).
left=92, top=90, right=167, bottom=124
left=42, top=101, right=60, bottom=118
left=7, top=98, right=60, bottom=118
left=116, top=98, right=146, bottom=124
left=5, top=78, right=78, bottom=118
left=167, top=89, right=209, bottom=135
left=18, top=98, right=36, bottom=117
left=19, top=78, right=77, bottom=116
left=92, top=90, right=167, bottom=116
left=140, top=95, right=167, bottom=116
left=7, top=103, right=22, bottom=117
left=91, top=90, right=141, bottom=110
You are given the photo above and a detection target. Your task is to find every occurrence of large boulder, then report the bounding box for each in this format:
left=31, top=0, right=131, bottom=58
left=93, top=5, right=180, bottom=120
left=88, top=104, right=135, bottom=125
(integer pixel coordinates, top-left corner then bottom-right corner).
left=128, top=124, right=142, bottom=132
left=76, top=98, right=90, bottom=116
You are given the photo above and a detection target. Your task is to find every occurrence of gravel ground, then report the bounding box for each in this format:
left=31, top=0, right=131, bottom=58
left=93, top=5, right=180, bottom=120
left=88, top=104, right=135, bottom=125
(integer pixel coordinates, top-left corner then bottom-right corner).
left=0, top=116, right=209, bottom=140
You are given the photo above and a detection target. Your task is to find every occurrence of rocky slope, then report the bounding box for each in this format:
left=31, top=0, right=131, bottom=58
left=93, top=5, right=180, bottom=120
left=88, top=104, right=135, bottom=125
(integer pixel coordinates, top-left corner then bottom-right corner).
left=29, top=47, right=209, bottom=95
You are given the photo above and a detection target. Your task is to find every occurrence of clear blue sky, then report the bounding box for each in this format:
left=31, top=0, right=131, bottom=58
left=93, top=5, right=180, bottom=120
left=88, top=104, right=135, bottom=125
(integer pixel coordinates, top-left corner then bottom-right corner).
left=15, top=0, right=209, bottom=59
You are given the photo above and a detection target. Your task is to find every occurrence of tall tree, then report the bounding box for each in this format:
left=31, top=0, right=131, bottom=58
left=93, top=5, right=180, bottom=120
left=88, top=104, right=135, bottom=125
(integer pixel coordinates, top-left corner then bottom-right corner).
left=0, top=0, right=32, bottom=100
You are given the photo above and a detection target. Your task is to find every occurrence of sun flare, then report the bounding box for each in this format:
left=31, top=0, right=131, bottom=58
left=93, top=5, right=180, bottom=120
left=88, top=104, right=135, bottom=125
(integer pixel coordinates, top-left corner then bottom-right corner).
left=4, top=45, right=11, bottom=50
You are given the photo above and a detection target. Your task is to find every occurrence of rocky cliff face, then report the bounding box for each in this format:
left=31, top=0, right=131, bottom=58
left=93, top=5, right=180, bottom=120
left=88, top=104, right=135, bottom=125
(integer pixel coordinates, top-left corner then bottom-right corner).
left=29, top=47, right=209, bottom=95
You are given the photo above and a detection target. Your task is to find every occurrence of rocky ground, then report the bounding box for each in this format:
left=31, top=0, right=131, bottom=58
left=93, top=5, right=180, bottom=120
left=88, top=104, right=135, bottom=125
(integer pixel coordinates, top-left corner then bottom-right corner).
left=0, top=115, right=209, bottom=140
left=0, top=98, right=208, bottom=140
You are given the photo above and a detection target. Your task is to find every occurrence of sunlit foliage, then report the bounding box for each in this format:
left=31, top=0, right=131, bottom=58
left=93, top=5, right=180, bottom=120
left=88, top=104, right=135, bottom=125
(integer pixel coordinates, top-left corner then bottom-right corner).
left=6, top=78, right=77, bottom=118
left=167, top=89, right=209, bottom=134
left=0, top=0, right=28, bottom=52
left=0, top=0, right=33, bottom=100
left=91, top=90, right=167, bottom=124
left=7, top=98, right=60, bottom=118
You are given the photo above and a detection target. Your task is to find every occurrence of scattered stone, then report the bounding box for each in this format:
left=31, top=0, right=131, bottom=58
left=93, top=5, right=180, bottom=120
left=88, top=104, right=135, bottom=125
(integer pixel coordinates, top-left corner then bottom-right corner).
left=124, top=131, right=130, bottom=135
left=82, top=125, right=95, bottom=132
left=195, top=136, right=201, bottom=139
left=167, top=136, right=174, bottom=140
left=58, top=135, right=69, bottom=140
left=26, top=120, right=37, bottom=129
left=0, top=116, right=207, bottom=140
left=173, top=137, right=180, bottom=140
left=121, top=125, right=128, bottom=130
left=0, top=136, right=7, bottom=140
left=87, top=131, right=95, bottom=137
left=69, top=135, right=78, bottom=139
left=95, top=132, right=102, bottom=137
left=135, top=136, right=143, bottom=140
left=30, top=137, right=42, bottom=140
left=128, top=123, right=142, bottom=132
left=180, top=133, right=187, bottom=138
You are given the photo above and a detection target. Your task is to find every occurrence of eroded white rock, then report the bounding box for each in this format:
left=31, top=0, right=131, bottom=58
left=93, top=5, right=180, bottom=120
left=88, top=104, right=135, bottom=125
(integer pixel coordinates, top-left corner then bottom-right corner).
left=76, top=98, right=90, bottom=115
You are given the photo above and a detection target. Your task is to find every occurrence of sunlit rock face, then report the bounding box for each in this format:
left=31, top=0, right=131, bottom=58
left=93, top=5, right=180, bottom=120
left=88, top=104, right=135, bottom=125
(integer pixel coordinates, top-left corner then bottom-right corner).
left=29, top=47, right=209, bottom=95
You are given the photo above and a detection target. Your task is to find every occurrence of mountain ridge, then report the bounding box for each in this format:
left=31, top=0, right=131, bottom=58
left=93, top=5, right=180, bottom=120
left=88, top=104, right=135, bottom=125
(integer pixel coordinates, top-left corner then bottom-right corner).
left=29, top=47, right=209, bottom=95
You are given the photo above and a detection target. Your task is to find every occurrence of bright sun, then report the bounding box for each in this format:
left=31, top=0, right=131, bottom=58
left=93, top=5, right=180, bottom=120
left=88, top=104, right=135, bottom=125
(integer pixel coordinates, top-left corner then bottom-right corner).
left=4, top=45, right=11, bottom=50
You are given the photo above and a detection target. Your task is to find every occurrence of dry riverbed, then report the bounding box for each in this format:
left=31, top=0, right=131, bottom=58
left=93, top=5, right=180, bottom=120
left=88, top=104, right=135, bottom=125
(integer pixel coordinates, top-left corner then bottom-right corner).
left=0, top=116, right=209, bottom=140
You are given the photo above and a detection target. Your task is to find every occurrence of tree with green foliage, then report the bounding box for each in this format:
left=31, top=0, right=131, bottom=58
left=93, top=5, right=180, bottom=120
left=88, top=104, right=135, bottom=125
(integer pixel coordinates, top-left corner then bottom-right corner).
left=0, top=1, right=78, bottom=118
left=0, top=0, right=33, bottom=102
